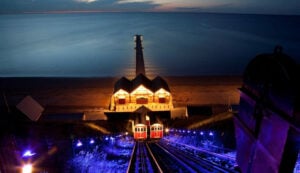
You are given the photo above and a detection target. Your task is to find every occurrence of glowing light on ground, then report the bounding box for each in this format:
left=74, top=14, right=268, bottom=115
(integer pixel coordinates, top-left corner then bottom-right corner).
left=165, top=128, right=169, bottom=133
left=164, top=129, right=237, bottom=170
left=68, top=134, right=134, bottom=172
left=22, top=164, right=32, bottom=173
left=76, top=141, right=83, bottom=147
left=22, top=150, right=36, bottom=157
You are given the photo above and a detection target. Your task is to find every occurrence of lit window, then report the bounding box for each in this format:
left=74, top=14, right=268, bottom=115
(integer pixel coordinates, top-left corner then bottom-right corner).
left=159, top=97, right=166, bottom=103
left=136, top=97, right=148, bottom=104
left=118, top=98, right=125, bottom=104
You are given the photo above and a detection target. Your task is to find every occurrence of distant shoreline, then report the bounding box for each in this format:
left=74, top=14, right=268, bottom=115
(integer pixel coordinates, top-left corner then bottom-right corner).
left=0, top=76, right=242, bottom=114
left=0, top=75, right=242, bottom=88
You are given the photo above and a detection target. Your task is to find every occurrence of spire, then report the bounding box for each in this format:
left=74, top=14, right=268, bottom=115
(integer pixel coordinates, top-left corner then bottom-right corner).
left=134, top=35, right=146, bottom=76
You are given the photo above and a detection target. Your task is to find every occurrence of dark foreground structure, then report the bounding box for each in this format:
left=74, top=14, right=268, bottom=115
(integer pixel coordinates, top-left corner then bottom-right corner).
left=235, top=46, right=300, bottom=173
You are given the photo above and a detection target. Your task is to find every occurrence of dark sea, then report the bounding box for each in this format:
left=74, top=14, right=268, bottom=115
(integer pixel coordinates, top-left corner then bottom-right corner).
left=0, top=13, right=299, bottom=77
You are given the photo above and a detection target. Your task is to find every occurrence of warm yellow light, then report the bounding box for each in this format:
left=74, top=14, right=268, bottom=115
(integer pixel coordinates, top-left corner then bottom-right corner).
left=114, top=89, right=129, bottom=98
left=118, top=95, right=126, bottom=99
left=165, top=128, right=169, bottom=133
left=146, top=115, right=150, bottom=121
left=131, top=85, right=153, bottom=95
left=22, top=164, right=32, bottom=173
left=155, top=88, right=170, bottom=96
left=85, top=123, right=110, bottom=134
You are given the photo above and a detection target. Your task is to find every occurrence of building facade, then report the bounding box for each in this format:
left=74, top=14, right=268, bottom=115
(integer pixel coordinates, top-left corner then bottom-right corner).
left=110, top=74, right=173, bottom=112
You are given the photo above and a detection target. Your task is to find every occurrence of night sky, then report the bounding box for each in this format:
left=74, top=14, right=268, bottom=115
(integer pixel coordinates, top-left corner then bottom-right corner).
left=0, top=0, right=300, bottom=15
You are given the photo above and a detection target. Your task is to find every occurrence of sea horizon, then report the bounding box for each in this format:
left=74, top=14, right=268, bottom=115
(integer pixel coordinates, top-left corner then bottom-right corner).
left=1, top=10, right=300, bottom=16
left=1, top=12, right=299, bottom=77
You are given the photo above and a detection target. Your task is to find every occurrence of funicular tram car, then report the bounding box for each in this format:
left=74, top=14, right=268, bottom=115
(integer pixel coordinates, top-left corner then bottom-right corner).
left=133, top=124, right=147, bottom=140
left=150, top=123, right=163, bottom=139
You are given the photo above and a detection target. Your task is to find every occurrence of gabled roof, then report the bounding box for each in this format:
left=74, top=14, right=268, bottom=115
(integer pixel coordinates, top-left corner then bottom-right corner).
left=113, top=74, right=171, bottom=94
left=134, top=105, right=152, bottom=114
left=152, top=76, right=170, bottom=92
left=114, top=77, right=131, bottom=93
left=132, top=74, right=152, bottom=91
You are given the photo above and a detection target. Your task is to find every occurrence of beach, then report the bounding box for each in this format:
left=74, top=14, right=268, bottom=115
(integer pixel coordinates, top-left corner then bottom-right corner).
left=0, top=76, right=242, bottom=115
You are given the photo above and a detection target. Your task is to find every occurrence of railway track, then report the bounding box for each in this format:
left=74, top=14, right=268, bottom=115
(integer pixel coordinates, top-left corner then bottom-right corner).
left=147, top=142, right=197, bottom=172
left=158, top=142, right=237, bottom=173
left=128, top=141, right=239, bottom=173
left=127, top=141, right=162, bottom=173
left=159, top=140, right=239, bottom=173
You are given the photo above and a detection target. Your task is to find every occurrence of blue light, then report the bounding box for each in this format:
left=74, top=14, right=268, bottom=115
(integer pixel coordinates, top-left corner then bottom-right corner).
left=22, top=150, right=35, bottom=157
left=200, top=131, right=204, bottom=135
left=182, top=130, right=186, bottom=133
left=105, top=137, right=109, bottom=141
left=76, top=141, right=83, bottom=147
left=209, top=132, right=214, bottom=136
left=187, top=130, right=191, bottom=133
left=90, top=139, right=95, bottom=144
left=193, top=131, right=196, bottom=134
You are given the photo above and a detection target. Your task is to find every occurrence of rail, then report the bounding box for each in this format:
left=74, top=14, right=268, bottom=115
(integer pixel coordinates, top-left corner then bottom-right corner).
left=163, top=138, right=236, bottom=161
left=147, top=142, right=197, bottom=172
left=127, top=141, right=161, bottom=173
left=160, top=140, right=238, bottom=172
left=126, top=142, right=136, bottom=173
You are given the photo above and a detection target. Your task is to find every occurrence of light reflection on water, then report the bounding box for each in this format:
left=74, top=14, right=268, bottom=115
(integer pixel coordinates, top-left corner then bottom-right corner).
left=0, top=13, right=299, bottom=77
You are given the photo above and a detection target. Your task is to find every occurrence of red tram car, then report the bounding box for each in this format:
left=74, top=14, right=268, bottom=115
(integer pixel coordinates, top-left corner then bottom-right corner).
left=133, top=124, right=147, bottom=140
left=150, top=123, right=164, bottom=139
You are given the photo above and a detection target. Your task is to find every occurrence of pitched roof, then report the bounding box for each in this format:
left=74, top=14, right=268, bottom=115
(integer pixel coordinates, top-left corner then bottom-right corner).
left=152, top=76, right=170, bottom=92
left=134, top=105, right=151, bottom=114
left=113, top=74, right=171, bottom=94
left=131, top=74, right=152, bottom=91
left=114, top=77, right=131, bottom=93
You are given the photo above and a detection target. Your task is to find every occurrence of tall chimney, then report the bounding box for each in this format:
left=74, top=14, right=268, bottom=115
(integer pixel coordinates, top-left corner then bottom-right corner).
left=134, top=35, right=146, bottom=76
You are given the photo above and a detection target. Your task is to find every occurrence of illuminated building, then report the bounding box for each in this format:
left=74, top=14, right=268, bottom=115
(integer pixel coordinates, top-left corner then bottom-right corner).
left=110, top=74, right=173, bottom=112
left=109, top=35, right=173, bottom=114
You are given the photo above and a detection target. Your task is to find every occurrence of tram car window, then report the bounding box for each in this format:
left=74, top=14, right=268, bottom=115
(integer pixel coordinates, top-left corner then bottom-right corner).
left=134, top=124, right=147, bottom=140
left=150, top=123, right=163, bottom=139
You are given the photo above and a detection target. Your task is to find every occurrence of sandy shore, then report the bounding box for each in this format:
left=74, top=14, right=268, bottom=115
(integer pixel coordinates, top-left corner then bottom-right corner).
left=0, top=76, right=242, bottom=114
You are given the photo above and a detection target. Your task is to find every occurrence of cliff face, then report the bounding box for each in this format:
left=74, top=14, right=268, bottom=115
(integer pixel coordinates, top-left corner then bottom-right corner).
left=0, top=76, right=242, bottom=114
